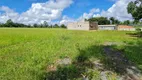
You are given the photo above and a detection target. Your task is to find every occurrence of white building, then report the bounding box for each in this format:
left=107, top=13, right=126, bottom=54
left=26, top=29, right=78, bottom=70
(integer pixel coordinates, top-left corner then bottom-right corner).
left=98, top=25, right=116, bottom=30
left=67, top=21, right=98, bottom=30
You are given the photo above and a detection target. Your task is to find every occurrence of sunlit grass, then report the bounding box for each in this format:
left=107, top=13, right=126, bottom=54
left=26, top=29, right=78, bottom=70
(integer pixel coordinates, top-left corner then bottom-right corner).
left=0, top=28, right=141, bottom=80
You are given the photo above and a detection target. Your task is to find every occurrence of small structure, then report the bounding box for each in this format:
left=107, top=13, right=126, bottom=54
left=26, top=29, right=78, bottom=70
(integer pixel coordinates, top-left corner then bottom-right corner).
left=118, top=25, right=135, bottom=31
left=98, top=25, right=116, bottom=30
left=67, top=21, right=117, bottom=30
left=67, top=21, right=98, bottom=30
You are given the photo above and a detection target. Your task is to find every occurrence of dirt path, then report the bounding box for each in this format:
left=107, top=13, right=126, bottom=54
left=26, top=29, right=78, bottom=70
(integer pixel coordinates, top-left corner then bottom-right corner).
left=103, top=42, right=142, bottom=80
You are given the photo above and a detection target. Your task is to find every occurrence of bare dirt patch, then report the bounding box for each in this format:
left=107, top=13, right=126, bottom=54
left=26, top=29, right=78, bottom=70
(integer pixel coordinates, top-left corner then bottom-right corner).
left=103, top=42, right=142, bottom=80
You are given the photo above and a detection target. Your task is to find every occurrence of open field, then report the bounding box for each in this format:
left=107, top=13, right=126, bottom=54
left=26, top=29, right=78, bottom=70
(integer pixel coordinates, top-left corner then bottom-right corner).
left=0, top=28, right=142, bottom=80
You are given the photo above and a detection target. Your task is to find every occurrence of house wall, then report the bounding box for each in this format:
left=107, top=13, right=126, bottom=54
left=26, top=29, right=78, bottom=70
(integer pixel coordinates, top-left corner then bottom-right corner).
left=67, top=22, right=90, bottom=30
left=67, top=22, right=116, bottom=31
left=118, top=28, right=136, bottom=31
left=89, top=22, right=98, bottom=30
left=98, top=25, right=116, bottom=30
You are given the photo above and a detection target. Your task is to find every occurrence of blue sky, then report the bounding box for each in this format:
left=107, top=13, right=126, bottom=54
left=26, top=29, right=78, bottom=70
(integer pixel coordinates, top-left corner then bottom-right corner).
left=0, top=0, right=114, bottom=18
left=0, top=0, right=133, bottom=24
left=63, top=0, right=114, bottom=19
left=0, top=0, right=47, bottom=13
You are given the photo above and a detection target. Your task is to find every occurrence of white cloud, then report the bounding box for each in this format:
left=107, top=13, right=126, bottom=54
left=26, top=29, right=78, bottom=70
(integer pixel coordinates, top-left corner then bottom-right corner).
left=0, top=6, right=19, bottom=23
left=100, top=0, right=135, bottom=21
left=59, top=15, right=75, bottom=25
left=83, top=8, right=100, bottom=19
left=0, top=0, right=136, bottom=25
left=57, top=0, right=136, bottom=25
left=93, top=14, right=101, bottom=17
left=82, top=8, right=100, bottom=19
left=60, top=0, right=135, bottom=25
left=0, top=0, right=73, bottom=24
left=59, top=8, right=100, bottom=24
left=77, top=8, right=100, bottom=21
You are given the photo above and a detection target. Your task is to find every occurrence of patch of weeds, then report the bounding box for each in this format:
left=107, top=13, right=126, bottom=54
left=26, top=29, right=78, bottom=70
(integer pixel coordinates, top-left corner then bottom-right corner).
left=45, top=65, right=82, bottom=80
left=82, top=69, right=101, bottom=80
left=59, top=54, right=68, bottom=59
left=76, top=53, right=89, bottom=63
left=61, top=35, right=70, bottom=41
left=127, top=28, right=142, bottom=38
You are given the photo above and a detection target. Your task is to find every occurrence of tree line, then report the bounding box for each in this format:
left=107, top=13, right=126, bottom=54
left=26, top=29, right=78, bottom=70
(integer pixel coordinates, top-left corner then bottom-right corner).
left=0, top=17, right=138, bottom=28
left=0, top=19, right=67, bottom=28
left=86, top=17, right=135, bottom=25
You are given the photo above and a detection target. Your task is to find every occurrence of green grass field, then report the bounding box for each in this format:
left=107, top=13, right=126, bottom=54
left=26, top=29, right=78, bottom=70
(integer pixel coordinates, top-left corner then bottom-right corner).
left=0, top=28, right=142, bottom=80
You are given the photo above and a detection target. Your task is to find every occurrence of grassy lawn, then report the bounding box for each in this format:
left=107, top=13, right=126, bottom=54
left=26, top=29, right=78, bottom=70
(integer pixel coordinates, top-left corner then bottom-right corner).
left=0, top=28, right=142, bottom=80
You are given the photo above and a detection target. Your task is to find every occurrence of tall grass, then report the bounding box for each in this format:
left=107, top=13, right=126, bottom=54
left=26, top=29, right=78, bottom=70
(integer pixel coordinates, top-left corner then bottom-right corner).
left=0, top=28, right=141, bottom=80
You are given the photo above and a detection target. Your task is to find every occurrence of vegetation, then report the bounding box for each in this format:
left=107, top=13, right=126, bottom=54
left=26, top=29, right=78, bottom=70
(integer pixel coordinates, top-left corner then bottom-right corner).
left=87, top=17, right=137, bottom=25
left=0, top=19, right=67, bottom=28
left=127, top=0, right=142, bottom=23
left=0, top=17, right=139, bottom=29
left=136, top=28, right=142, bottom=37
left=88, top=17, right=110, bottom=25
left=0, top=16, right=141, bottom=29
left=123, top=20, right=130, bottom=25
left=0, top=28, right=142, bottom=80
left=0, top=1, right=142, bottom=79
left=86, top=1, right=142, bottom=26
left=109, top=17, right=120, bottom=25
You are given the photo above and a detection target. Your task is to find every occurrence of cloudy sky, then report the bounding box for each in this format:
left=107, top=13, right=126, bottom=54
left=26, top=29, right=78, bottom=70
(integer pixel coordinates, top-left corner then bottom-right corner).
left=0, top=0, right=135, bottom=25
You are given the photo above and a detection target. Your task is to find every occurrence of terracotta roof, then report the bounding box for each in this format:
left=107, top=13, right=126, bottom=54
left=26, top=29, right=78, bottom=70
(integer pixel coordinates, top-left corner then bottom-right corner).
left=118, top=25, right=133, bottom=28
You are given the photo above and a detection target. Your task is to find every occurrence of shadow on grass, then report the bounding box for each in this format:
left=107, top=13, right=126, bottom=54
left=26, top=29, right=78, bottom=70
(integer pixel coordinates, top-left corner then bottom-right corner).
left=126, top=32, right=142, bottom=38
left=44, top=45, right=104, bottom=80
left=123, top=40, right=142, bottom=71
left=44, top=41, right=142, bottom=80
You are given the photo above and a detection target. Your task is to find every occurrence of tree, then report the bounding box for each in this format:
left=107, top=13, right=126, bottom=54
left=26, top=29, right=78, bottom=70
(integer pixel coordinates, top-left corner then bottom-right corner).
left=136, top=28, right=142, bottom=37
left=85, top=19, right=88, bottom=21
left=43, top=21, right=48, bottom=28
left=109, top=17, right=121, bottom=25
left=39, top=24, right=43, bottom=28
left=114, top=19, right=120, bottom=25
left=54, top=24, right=59, bottom=28
left=0, top=23, right=3, bottom=27
left=60, top=24, right=66, bottom=28
left=127, top=0, right=142, bottom=23
left=6, top=19, right=13, bottom=24
left=6, top=19, right=14, bottom=27
left=123, top=20, right=130, bottom=25
left=110, top=17, right=115, bottom=24
left=27, top=24, right=32, bottom=28
left=49, top=25, right=53, bottom=28
left=88, top=17, right=110, bottom=25
left=33, top=24, right=38, bottom=28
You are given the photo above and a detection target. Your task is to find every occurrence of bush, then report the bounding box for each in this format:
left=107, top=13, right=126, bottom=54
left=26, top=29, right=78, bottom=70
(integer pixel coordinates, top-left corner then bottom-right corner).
left=139, top=31, right=142, bottom=37
left=136, top=28, right=141, bottom=32
left=136, top=28, right=142, bottom=37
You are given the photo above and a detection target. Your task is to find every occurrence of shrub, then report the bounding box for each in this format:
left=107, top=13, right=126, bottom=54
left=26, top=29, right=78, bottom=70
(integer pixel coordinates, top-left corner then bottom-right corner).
left=135, top=28, right=142, bottom=37
left=139, top=31, right=142, bottom=37
left=136, top=28, right=141, bottom=32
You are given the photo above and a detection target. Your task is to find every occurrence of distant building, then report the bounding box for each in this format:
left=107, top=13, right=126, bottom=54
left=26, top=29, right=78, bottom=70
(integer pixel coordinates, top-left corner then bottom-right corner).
left=67, top=21, right=117, bottom=30
left=118, top=25, right=135, bottom=31
left=98, top=25, right=116, bottom=30
left=67, top=21, right=98, bottom=30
